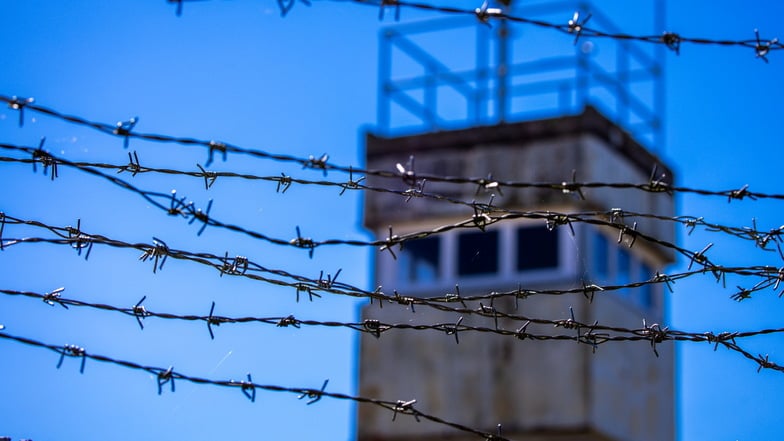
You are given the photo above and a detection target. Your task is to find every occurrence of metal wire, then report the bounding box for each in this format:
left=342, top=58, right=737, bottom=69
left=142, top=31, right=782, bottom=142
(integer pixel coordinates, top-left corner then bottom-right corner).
left=3, top=143, right=783, bottom=256
left=0, top=330, right=505, bottom=440
left=4, top=287, right=784, bottom=358
left=2, top=97, right=782, bottom=202
left=3, top=213, right=784, bottom=317
left=345, top=0, right=782, bottom=59
left=0, top=145, right=770, bottom=282
left=3, top=87, right=784, bottom=439
left=160, top=0, right=783, bottom=60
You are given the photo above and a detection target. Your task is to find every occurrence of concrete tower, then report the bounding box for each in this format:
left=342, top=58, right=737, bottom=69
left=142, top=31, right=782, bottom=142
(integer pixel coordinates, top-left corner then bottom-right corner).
left=358, top=3, right=673, bottom=441
left=358, top=108, right=674, bottom=441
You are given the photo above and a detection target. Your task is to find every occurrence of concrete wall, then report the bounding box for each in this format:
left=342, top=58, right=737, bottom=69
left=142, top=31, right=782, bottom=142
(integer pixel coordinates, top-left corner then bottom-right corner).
left=358, top=109, right=675, bottom=441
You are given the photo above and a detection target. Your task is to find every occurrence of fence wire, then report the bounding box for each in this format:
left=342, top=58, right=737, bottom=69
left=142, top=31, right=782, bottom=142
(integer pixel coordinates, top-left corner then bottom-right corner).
left=4, top=213, right=784, bottom=309
left=3, top=144, right=784, bottom=274
left=2, top=93, right=784, bottom=440
left=0, top=330, right=506, bottom=440
left=164, top=0, right=783, bottom=62
left=3, top=96, right=783, bottom=202
left=3, top=287, right=784, bottom=363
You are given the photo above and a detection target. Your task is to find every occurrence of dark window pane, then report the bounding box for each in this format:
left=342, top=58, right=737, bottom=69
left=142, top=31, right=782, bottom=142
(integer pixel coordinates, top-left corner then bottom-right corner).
left=616, top=247, right=632, bottom=296
left=458, top=230, right=499, bottom=275
left=517, top=226, right=559, bottom=271
left=617, top=247, right=631, bottom=285
left=593, top=232, right=609, bottom=280
left=401, top=236, right=440, bottom=282
left=639, top=262, right=654, bottom=308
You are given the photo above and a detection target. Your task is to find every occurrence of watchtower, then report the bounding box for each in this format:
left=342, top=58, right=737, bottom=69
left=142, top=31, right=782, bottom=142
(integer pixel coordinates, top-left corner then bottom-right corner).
left=357, top=2, right=674, bottom=441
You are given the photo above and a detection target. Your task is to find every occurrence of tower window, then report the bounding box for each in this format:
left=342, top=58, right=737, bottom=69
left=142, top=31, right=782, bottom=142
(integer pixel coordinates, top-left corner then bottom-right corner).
left=517, top=225, right=559, bottom=271
left=458, top=230, right=499, bottom=276
left=399, top=236, right=440, bottom=282
left=593, top=232, right=609, bottom=281
left=638, top=262, right=655, bottom=309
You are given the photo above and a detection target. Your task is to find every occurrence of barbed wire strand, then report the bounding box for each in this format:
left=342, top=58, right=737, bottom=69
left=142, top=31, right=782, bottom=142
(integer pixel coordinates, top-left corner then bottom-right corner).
left=3, top=144, right=783, bottom=256
left=0, top=329, right=507, bottom=440
left=3, top=214, right=784, bottom=318
left=2, top=96, right=782, bottom=202
left=343, top=0, right=781, bottom=59
left=0, top=146, right=755, bottom=281
left=5, top=287, right=784, bottom=362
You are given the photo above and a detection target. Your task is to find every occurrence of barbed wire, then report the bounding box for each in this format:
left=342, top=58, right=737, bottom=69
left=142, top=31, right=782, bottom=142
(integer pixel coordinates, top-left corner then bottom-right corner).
left=3, top=143, right=784, bottom=259
left=4, top=213, right=784, bottom=316
left=0, top=144, right=771, bottom=282
left=0, top=329, right=505, bottom=440
left=3, top=1, right=783, bottom=438
left=162, top=0, right=783, bottom=60
left=5, top=287, right=784, bottom=362
left=1, top=313, right=781, bottom=441
left=3, top=96, right=782, bottom=203
left=348, top=0, right=782, bottom=59
left=1, top=111, right=782, bottom=436
left=2, top=212, right=783, bottom=437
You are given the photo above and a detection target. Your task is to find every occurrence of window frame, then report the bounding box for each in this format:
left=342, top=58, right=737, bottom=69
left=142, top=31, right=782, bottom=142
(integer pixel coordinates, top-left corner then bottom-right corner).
left=589, top=227, right=661, bottom=312
left=387, top=220, right=576, bottom=292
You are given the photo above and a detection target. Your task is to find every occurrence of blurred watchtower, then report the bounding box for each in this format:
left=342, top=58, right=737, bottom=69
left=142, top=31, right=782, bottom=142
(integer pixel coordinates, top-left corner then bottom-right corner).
left=358, top=2, right=674, bottom=440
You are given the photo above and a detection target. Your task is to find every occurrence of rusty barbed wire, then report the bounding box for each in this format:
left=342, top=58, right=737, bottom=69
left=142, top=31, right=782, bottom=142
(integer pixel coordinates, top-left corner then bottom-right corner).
left=0, top=330, right=506, bottom=440
left=3, top=97, right=784, bottom=203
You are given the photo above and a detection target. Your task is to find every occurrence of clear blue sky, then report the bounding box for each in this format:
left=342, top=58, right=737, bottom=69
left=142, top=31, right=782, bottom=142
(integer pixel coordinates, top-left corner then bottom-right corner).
left=1, top=1, right=783, bottom=440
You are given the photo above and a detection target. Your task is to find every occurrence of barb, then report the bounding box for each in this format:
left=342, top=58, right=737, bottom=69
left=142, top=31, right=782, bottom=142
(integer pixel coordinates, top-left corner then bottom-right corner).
left=42, top=287, right=68, bottom=309
left=31, top=137, right=58, bottom=181
left=235, top=373, right=256, bottom=402
left=151, top=0, right=783, bottom=58
left=205, top=141, right=227, bottom=167
left=132, top=296, right=149, bottom=329
left=66, top=219, right=93, bottom=260
left=114, top=117, right=139, bottom=149
left=377, top=0, right=400, bottom=21
left=298, top=379, right=329, bottom=404
left=6, top=95, right=34, bottom=127
left=344, top=0, right=783, bottom=58
left=473, top=0, right=502, bottom=25
left=56, top=344, right=87, bottom=374
left=207, top=301, right=223, bottom=339
left=118, top=150, right=143, bottom=176
left=278, top=0, right=311, bottom=17
left=157, top=366, right=175, bottom=394
left=138, top=237, right=170, bottom=273
left=567, top=11, right=592, bottom=45
left=754, top=29, right=779, bottom=63
left=188, top=198, right=213, bottom=236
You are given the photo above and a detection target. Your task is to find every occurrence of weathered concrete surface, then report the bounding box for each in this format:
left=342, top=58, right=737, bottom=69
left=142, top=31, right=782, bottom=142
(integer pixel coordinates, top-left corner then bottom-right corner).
left=358, top=108, right=674, bottom=441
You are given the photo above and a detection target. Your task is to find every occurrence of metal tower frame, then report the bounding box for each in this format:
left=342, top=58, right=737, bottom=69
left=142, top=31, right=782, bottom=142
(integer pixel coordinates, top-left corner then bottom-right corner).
left=377, top=1, right=666, bottom=150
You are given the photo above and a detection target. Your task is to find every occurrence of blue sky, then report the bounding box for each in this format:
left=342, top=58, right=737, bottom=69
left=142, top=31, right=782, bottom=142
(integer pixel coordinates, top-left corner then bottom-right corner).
left=1, top=1, right=784, bottom=440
